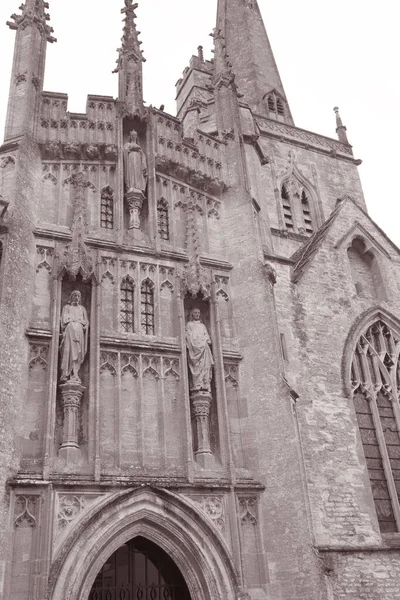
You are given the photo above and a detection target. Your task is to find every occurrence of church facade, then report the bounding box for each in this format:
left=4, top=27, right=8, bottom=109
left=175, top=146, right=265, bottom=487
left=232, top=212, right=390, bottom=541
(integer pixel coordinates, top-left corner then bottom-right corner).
left=1, top=0, right=400, bottom=599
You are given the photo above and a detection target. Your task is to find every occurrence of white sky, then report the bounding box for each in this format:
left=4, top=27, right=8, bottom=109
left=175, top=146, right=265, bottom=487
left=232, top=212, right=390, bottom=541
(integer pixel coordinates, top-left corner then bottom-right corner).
left=0, top=0, right=399, bottom=245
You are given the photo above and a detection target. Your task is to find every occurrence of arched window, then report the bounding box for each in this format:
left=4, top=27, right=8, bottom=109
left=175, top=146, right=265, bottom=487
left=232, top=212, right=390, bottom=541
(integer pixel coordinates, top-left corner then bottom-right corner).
left=120, top=276, right=135, bottom=332
left=301, top=190, right=313, bottom=234
left=351, top=320, right=400, bottom=532
left=347, top=238, right=384, bottom=299
left=157, top=198, right=170, bottom=241
left=281, top=184, right=293, bottom=230
left=141, top=279, right=155, bottom=335
left=100, top=186, right=114, bottom=230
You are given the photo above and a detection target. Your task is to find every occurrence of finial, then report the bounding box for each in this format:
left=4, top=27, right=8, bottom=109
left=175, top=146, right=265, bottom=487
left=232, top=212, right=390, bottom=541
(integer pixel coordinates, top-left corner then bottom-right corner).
left=197, top=46, right=204, bottom=62
left=7, top=0, right=56, bottom=43
left=333, top=106, right=349, bottom=144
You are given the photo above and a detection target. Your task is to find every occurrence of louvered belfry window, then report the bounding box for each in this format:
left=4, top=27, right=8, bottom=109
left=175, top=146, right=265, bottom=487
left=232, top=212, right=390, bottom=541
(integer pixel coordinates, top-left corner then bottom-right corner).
left=351, top=320, right=400, bottom=532
left=281, top=184, right=294, bottom=230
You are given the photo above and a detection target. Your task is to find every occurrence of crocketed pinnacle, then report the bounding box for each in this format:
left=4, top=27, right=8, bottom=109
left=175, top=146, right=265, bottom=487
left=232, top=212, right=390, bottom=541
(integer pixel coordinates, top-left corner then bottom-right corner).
left=7, top=0, right=56, bottom=43
left=333, top=106, right=349, bottom=144
left=211, top=27, right=237, bottom=92
left=114, top=0, right=145, bottom=72
left=216, top=0, right=292, bottom=121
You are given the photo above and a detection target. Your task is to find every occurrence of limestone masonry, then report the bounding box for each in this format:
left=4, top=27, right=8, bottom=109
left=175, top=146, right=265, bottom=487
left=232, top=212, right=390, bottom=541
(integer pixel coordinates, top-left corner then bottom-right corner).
left=0, top=1, right=399, bottom=599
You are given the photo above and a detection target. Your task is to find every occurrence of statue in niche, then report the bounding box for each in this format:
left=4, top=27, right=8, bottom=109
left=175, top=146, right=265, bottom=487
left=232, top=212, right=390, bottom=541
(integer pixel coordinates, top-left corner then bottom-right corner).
left=185, top=308, right=214, bottom=392
left=60, top=290, right=89, bottom=383
left=123, top=130, right=147, bottom=195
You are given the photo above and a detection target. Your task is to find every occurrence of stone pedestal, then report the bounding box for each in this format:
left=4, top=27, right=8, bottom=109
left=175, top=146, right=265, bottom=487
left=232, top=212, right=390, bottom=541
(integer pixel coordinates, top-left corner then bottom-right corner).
left=126, top=190, right=144, bottom=230
left=59, top=381, right=85, bottom=463
left=191, top=390, right=214, bottom=468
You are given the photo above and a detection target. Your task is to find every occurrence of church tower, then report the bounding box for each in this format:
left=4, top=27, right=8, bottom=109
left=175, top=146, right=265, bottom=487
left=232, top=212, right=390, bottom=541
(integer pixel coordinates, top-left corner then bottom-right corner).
left=1, top=1, right=400, bottom=599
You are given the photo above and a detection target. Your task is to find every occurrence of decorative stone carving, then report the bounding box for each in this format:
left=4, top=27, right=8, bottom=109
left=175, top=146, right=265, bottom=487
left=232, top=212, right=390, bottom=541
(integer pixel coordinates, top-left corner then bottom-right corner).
left=29, top=344, right=49, bottom=370
left=127, top=192, right=144, bottom=230
left=64, top=141, right=81, bottom=160
left=196, top=496, right=225, bottom=529
left=86, top=144, right=100, bottom=160
left=263, top=262, right=277, bottom=286
left=57, top=495, right=87, bottom=530
left=60, top=290, right=89, bottom=383
left=60, top=172, right=95, bottom=281
left=238, top=497, right=258, bottom=525
left=104, top=144, right=118, bottom=161
left=14, top=495, right=38, bottom=528
left=186, top=309, right=214, bottom=393
left=36, top=246, right=54, bottom=273
left=58, top=381, right=85, bottom=462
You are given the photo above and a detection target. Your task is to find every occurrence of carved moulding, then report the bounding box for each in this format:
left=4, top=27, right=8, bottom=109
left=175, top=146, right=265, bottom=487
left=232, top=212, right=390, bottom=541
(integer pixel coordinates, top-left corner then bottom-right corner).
left=156, top=156, right=225, bottom=195
left=40, top=141, right=118, bottom=162
left=14, top=495, right=39, bottom=528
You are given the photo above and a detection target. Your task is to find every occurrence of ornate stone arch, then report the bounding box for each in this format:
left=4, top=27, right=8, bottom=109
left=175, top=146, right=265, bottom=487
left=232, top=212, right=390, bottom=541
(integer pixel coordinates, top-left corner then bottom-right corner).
left=47, top=487, right=240, bottom=600
left=342, top=307, right=400, bottom=397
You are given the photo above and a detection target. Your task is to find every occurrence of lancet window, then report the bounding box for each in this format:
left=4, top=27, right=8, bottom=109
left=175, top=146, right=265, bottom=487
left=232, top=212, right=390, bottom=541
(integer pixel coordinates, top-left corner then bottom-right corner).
left=100, top=186, right=114, bottom=230
left=351, top=320, right=400, bottom=532
left=281, top=184, right=294, bottom=230
left=157, top=198, right=170, bottom=241
left=141, top=279, right=155, bottom=335
left=120, top=276, right=135, bottom=333
left=301, top=190, right=313, bottom=234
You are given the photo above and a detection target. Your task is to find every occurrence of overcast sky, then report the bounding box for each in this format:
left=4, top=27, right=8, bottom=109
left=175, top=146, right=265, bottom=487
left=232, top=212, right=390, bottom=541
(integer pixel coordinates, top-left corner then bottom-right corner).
left=0, top=0, right=399, bottom=245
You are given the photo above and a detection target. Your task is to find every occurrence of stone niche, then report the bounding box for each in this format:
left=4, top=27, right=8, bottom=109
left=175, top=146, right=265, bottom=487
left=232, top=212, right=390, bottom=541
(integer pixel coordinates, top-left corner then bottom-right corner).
left=184, top=295, right=221, bottom=467
left=55, top=277, right=92, bottom=466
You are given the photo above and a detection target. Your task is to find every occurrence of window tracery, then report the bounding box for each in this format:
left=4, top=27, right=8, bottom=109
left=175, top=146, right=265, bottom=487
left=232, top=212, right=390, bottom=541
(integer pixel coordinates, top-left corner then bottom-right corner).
left=100, top=186, right=114, bottom=230
left=351, top=320, right=400, bottom=532
left=141, top=279, right=155, bottom=335
left=120, top=276, right=135, bottom=333
left=157, top=198, right=169, bottom=241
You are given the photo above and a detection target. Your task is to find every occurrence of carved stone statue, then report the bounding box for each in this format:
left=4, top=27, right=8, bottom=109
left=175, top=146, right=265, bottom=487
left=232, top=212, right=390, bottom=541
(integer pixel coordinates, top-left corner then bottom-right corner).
left=186, top=308, right=214, bottom=392
left=123, top=130, right=147, bottom=195
left=60, top=290, right=89, bottom=383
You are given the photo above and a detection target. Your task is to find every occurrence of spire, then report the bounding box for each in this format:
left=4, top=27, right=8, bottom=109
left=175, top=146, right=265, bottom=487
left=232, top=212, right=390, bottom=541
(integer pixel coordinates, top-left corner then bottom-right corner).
left=114, top=0, right=145, bottom=116
left=333, top=106, right=349, bottom=144
left=216, top=0, right=293, bottom=123
left=7, top=0, right=56, bottom=43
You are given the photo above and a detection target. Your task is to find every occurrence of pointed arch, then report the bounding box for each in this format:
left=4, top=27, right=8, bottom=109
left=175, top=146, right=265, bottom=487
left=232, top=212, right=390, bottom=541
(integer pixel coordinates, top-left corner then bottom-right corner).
left=344, top=309, right=400, bottom=532
left=141, top=278, right=155, bottom=335
left=346, top=236, right=385, bottom=301
left=278, top=162, right=317, bottom=236
left=120, top=275, right=135, bottom=333
left=47, top=488, right=239, bottom=600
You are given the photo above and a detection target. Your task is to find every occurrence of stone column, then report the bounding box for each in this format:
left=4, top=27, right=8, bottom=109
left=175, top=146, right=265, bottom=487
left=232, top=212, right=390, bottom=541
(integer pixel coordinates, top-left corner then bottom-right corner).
left=191, top=390, right=214, bottom=468
left=127, top=190, right=144, bottom=230
left=59, top=381, right=85, bottom=462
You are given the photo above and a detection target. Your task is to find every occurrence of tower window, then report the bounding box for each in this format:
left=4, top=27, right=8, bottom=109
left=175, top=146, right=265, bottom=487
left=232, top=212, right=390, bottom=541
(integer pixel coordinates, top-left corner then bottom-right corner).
left=276, top=98, right=285, bottom=116
left=120, top=276, right=135, bottom=333
left=100, top=186, right=114, bottom=230
left=281, top=184, right=293, bottom=230
left=301, top=190, right=313, bottom=234
left=268, top=95, right=275, bottom=112
left=141, top=279, right=155, bottom=335
left=351, top=320, right=400, bottom=532
left=157, top=198, right=170, bottom=241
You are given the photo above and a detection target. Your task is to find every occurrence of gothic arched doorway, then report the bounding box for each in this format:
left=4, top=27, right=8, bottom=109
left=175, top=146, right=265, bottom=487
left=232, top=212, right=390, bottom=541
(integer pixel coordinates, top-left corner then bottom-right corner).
left=89, top=536, right=191, bottom=600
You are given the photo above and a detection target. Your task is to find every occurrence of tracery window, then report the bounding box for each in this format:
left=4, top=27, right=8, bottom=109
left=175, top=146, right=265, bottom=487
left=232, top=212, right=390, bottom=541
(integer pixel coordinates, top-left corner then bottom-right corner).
left=100, top=186, right=114, bottom=230
left=141, top=279, right=155, bottom=335
left=157, top=198, right=170, bottom=241
left=120, top=276, right=135, bottom=333
left=281, top=184, right=294, bottom=230
left=351, top=320, right=400, bottom=532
